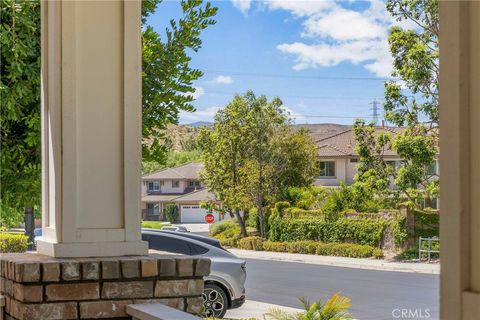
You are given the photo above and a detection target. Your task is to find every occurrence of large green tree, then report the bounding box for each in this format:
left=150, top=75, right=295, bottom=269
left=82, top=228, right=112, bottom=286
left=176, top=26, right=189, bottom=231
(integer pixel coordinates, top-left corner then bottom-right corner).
left=142, top=0, right=217, bottom=163
left=0, top=0, right=41, bottom=227
left=199, top=92, right=318, bottom=237
left=354, top=0, right=439, bottom=210
left=0, top=0, right=216, bottom=227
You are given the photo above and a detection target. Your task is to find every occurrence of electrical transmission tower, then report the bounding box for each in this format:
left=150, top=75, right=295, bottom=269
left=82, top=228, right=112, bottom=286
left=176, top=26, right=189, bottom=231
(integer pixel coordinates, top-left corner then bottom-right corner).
left=370, top=99, right=380, bottom=125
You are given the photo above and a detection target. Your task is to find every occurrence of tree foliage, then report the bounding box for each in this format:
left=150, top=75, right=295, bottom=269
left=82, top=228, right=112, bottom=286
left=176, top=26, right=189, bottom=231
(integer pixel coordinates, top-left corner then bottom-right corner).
left=0, top=0, right=41, bottom=227
left=199, top=92, right=318, bottom=237
left=354, top=0, right=439, bottom=211
left=142, top=0, right=217, bottom=163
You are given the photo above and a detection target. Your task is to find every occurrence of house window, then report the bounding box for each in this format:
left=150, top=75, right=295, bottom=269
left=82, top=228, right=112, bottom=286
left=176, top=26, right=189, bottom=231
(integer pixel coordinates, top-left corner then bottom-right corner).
left=148, top=181, right=160, bottom=191
left=189, top=180, right=201, bottom=187
left=319, top=161, right=336, bottom=177
left=350, top=158, right=358, bottom=163
left=425, top=161, right=438, bottom=176
left=172, top=180, right=180, bottom=188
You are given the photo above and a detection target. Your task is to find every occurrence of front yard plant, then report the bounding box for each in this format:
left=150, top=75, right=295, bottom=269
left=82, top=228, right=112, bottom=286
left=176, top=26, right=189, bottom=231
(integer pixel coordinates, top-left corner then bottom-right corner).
left=0, top=233, right=29, bottom=253
left=268, top=216, right=387, bottom=247
left=265, top=292, right=353, bottom=320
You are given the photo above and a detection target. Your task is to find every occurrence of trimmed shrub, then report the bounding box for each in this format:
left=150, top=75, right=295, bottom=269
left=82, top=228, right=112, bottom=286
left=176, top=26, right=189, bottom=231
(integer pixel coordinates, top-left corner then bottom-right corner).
left=316, top=243, right=383, bottom=259
left=269, top=216, right=386, bottom=247
left=286, top=240, right=319, bottom=254
left=0, top=233, right=29, bottom=253
left=209, top=219, right=238, bottom=237
left=164, top=204, right=179, bottom=223
left=238, top=236, right=264, bottom=251
left=262, top=241, right=288, bottom=252
left=260, top=239, right=382, bottom=258
left=216, top=235, right=239, bottom=248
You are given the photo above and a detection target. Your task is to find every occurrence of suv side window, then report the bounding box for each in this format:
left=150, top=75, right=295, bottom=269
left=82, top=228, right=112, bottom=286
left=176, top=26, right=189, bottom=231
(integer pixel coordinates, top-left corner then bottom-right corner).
left=188, top=242, right=209, bottom=255
left=142, top=233, right=209, bottom=256
left=148, top=235, right=191, bottom=255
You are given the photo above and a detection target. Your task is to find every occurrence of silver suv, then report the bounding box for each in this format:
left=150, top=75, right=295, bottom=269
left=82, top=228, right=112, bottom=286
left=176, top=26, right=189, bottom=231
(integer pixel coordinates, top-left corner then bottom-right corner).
left=141, top=230, right=246, bottom=318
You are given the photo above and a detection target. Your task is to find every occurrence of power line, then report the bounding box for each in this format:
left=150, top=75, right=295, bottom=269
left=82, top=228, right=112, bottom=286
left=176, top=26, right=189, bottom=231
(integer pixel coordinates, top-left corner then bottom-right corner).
left=206, top=90, right=384, bottom=101
left=301, top=115, right=375, bottom=119
left=204, top=69, right=397, bottom=81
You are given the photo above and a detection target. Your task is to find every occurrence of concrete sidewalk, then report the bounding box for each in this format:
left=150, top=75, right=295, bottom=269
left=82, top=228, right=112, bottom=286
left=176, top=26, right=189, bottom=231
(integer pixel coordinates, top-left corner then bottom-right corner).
left=225, top=300, right=303, bottom=320
left=228, top=249, right=440, bottom=274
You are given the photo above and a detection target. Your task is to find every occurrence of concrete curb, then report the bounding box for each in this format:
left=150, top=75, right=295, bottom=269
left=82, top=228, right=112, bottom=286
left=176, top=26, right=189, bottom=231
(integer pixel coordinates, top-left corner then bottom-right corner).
left=228, top=249, right=440, bottom=274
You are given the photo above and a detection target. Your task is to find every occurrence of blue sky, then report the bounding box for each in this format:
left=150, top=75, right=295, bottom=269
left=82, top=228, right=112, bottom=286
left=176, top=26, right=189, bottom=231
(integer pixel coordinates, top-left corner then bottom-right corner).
left=146, top=0, right=408, bottom=125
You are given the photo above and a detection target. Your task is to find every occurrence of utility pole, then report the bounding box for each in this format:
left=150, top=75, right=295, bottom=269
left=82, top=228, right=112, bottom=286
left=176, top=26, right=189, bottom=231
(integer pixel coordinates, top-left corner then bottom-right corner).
left=370, top=99, right=380, bottom=125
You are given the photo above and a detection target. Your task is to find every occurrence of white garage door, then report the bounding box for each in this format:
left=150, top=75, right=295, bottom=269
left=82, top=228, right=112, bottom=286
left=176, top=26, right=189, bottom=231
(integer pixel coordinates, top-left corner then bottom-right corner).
left=180, top=205, right=211, bottom=223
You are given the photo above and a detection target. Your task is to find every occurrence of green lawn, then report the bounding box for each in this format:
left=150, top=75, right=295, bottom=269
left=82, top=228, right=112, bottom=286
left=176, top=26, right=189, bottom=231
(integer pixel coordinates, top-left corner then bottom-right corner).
left=141, top=221, right=171, bottom=229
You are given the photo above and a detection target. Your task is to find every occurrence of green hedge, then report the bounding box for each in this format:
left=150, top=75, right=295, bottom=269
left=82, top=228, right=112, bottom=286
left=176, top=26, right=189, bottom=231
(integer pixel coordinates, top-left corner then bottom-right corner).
left=414, top=210, right=439, bottom=238
left=269, top=216, right=386, bottom=247
left=284, top=208, right=324, bottom=219
left=261, top=240, right=382, bottom=258
left=315, top=243, right=383, bottom=258
left=0, top=233, right=29, bottom=253
left=238, top=236, right=263, bottom=251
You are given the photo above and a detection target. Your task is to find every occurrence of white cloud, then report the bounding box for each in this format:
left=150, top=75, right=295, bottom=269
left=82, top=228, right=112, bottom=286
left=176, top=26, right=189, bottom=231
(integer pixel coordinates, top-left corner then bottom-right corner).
left=231, top=0, right=251, bottom=14
left=263, top=0, right=335, bottom=17
left=301, top=7, right=387, bottom=40
left=268, top=0, right=409, bottom=78
left=191, top=86, right=205, bottom=99
left=212, top=75, right=234, bottom=84
left=179, top=106, right=221, bottom=123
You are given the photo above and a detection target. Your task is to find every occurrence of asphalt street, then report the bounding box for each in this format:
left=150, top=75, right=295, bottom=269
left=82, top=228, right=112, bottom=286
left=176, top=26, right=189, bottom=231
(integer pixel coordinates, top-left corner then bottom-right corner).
left=243, top=258, right=439, bottom=320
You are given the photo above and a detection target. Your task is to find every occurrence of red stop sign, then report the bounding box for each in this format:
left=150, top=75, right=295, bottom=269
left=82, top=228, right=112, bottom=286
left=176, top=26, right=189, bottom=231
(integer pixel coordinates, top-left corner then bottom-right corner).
left=205, top=213, right=215, bottom=223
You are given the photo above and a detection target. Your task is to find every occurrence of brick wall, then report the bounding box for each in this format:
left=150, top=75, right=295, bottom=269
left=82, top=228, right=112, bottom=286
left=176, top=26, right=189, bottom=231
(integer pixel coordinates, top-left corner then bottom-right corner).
left=0, top=253, right=210, bottom=319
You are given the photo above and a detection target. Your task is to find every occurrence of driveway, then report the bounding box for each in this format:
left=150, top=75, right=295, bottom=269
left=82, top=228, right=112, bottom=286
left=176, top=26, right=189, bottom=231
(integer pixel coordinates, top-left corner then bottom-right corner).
left=174, top=223, right=210, bottom=236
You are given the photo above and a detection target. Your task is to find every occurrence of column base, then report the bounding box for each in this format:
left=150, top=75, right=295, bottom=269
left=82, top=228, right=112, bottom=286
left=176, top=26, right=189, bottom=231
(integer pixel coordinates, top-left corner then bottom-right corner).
left=36, top=240, right=149, bottom=258
left=0, top=252, right=210, bottom=319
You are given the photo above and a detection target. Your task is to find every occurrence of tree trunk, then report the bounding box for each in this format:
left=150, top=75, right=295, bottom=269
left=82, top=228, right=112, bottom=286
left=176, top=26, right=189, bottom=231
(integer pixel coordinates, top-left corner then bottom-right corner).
left=24, top=207, right=35, bottom=250
left=258, top=205, right=264, bottom=238
left=235, top=208, right=247, bottom=237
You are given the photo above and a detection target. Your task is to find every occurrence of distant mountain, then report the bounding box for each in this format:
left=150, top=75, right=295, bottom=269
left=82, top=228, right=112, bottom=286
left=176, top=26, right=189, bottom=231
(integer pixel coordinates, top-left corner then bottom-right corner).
left=185, top=121, right=213, bottom=128
left=148, top=123, right=351, bottom=153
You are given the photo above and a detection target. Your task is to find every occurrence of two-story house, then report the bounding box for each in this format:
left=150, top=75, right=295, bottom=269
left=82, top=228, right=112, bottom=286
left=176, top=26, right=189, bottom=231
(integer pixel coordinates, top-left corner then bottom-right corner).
left=314, top=127, right=439, bottom=208
left=141, top=162, right=221, bottom=223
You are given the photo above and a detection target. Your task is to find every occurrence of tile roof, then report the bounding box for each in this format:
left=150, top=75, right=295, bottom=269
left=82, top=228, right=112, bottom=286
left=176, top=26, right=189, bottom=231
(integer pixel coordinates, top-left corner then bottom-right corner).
left=173, top=188, right=217, bottom=203
left=143, top=162, right=204, bottom=180
left=141, top=194, right=182, bottom=202
left=316, top=127, right=402, bottom=157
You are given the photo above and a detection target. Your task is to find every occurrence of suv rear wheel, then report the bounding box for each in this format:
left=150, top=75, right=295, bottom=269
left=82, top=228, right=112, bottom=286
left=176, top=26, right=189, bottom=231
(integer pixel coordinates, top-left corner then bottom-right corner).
left=203, top=283, right=228, bottom=318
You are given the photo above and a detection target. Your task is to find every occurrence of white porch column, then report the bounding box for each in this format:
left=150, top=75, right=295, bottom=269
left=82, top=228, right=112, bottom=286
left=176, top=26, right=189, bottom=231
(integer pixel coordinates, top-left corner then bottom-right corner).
left=37, top=0, right=148, bottom=257
left=440, top=1, right=480, bottom=319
